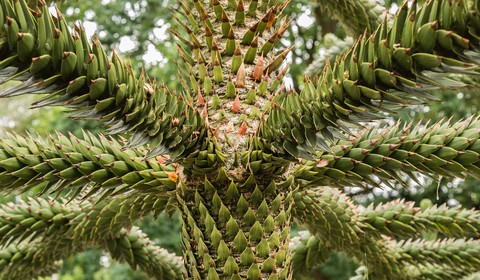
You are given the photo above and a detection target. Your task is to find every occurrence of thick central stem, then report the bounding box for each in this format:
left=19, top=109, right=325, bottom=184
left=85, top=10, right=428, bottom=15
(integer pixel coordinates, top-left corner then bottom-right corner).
left=177, top=168, right=293, bottom=279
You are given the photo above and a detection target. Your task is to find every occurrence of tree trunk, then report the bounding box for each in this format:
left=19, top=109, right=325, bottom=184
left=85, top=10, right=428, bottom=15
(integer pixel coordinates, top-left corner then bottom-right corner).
left=178, top=167, right=293, bottom=279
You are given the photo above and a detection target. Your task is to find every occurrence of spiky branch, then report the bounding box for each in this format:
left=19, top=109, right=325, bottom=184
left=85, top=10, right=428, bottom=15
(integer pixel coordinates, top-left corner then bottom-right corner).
left=0, top=131, right=177, bottom=198
left=291, top=231, right=480, bottom=280
left=292, top=186, right=480, bottom=279
left=363, top=198, right=480, bottom=239
left=0, top=227, right=184, bottom=280
left=294, top=186, right=480, bottom=240
left=0, top=0, right=206, bottom=158
left=103, top=227, right=185, bottom=279
left=391, top=238, right=480, bottom=270
left=0, top=242, right=64, bottom=279
left=0, top=197, right=183, bottom=279
left=295, top=117, right=480, bottom=188
left=0, top=195, right=170, bottom=245
left=292, top=187, right=402, bottom=278
left=293, top=187, right=480, bottom=278
left=261, top=0, right=480, bottom=159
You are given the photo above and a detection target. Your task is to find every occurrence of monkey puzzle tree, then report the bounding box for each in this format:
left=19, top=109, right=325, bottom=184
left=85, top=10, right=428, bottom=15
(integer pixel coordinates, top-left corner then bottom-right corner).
left=0, top=0, right=480, bottom=279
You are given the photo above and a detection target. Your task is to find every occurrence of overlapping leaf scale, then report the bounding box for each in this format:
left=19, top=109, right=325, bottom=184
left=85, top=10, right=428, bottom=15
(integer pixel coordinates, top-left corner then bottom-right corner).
left=292, top=187, right=365, bottom=244
left=178, top=173, right=294, bottom=279
left=350, top=263, right=472, bottom=280
left=69, top=195, right=174, bottom=242
left=0, top=131, right=177, bottom=198
left=289, top=231, right=333, bottom=278
left=294, top=187, right=480, bottom=242
left=405, top=264, right=469, bottom=280
left=405, top=263, right=476, bottom=280
left=295, top=116, right=480, bottom=187
left=0, top=0, right=206, bottom=158
left=173, top=0, right=291, bottom=91
left=0, top=197, right=73, bottom=246
left=262, top=0, right=480, bottom=159
left=241, top=136, right=292, bottom=175
left=171, top=0, right=294, bottom=171
left=181, top=137, right=226, bottom=176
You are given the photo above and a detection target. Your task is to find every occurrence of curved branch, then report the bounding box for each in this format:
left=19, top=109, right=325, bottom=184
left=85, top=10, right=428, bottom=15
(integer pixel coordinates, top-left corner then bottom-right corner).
left=292, top=187, right=402, bottom=278
left=0, top=131, right=177, bottom=198
left=390, top=238, right=480, bottom=272
left=289, top=231, right=333, bottom=278
left=291, top=230, right=480, bottom=280
left=295, top=186, right=480, bottom=240
left=0, top=0, right=206, bottom=159
left=0, top=227, right=184, bottom=280
left=363, top=199, right=480, bottom=239
left=0, top=241, right=66, bottom=279
left=261, top=0, right=480, bottom=158
left=0, top=196, right=183, bottom=279
left=0, top=194, right=172, bottom=245
left=295, top=117, right=480, bottom=188
left=350, top=262, right=471, bottom=280
left=402, top=263, right=471, bottom=280
left=292, top=186, right=480, bottom=279
left=102, top=227, right=185, bottom=279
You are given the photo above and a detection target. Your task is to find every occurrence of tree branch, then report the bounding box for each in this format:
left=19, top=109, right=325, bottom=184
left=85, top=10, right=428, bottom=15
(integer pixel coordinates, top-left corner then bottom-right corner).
left=0, top=131, right=177, bottom=199
left=0, top=0, right=206, bottom=159
left=292, top=187, right=402, bottom=278
left=0, top=194, right=172, bottom=245
left=292, top=186, right=480, bottom=279
left=390, top=238, right=480, bottom=271
left=363, top=198, right=480, bottom=239
left=0, top=227, right=184, bottom=280
left=0, top=196, right=183, bottom=279
left=295, top=117, right=480, bottom=188
left=260, top=0, right=480, bottom=159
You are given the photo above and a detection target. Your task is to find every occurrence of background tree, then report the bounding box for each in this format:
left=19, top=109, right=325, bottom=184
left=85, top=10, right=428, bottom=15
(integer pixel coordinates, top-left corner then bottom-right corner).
left=0, top=1, right=478, bottom=278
